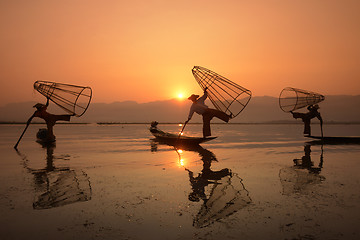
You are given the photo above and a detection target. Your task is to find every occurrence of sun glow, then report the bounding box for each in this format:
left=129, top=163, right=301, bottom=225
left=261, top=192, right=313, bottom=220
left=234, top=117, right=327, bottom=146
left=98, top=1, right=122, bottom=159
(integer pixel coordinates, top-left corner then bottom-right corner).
left=179, top=159, right=185, bottom=166
left=177, top=93, right=184, bottom=100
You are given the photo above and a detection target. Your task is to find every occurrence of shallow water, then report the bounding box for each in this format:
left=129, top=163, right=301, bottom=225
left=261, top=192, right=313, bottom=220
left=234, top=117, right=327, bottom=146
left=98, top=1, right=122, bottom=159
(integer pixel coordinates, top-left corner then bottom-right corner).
left=1, top=123, right=360, bottom=240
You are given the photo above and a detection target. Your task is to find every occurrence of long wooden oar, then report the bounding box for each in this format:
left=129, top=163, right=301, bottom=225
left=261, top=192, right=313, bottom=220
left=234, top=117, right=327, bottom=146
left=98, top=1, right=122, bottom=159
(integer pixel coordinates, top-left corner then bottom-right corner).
left=14, top=115, right=34, bottom=149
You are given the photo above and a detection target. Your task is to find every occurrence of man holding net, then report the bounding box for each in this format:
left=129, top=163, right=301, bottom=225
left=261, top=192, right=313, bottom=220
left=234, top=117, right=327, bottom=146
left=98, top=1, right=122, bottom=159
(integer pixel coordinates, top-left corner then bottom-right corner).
left=186, top=87, right=232, bottom=138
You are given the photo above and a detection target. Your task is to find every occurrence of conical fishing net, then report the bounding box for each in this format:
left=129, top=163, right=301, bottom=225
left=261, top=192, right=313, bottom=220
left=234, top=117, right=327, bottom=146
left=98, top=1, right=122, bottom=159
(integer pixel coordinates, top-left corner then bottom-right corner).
left=279, top=87, right=324, bottom=112
left=192, top=66, right=252, bottom=118
left=34, top=80, right=92, bottom=117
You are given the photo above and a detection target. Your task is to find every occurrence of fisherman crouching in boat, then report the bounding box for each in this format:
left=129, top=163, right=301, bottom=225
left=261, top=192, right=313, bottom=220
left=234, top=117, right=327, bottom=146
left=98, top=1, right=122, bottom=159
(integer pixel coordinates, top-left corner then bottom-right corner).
left=30, top=98, right=74, bottom=142
left=291, top=104, right=323, bottom=136
left=186, top=87, right=232, bottom=138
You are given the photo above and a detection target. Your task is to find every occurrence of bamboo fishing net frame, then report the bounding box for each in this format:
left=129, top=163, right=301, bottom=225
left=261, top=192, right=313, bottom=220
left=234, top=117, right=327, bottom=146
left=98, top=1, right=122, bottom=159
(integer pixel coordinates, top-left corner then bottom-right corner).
left=192, top=66, right=252, bottom=118
left=34, top=81, right=92, bottom=117
left=279, top=87, right=325, bottom=112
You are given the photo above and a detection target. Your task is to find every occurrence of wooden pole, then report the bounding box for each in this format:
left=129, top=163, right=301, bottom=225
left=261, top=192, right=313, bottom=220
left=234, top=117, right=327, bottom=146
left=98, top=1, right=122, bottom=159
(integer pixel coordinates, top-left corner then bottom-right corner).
left=14, top=115, right=34, bottom=149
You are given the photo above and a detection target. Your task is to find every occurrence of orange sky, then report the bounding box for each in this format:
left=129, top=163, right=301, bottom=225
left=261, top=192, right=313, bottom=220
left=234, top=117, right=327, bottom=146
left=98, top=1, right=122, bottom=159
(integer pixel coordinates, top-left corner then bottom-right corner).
left=1, top=0, right=359, bottom=106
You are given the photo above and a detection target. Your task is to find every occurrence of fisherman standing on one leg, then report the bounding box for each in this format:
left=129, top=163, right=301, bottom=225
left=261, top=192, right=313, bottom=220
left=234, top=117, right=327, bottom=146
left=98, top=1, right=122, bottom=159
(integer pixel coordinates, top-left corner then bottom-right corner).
left=31, top=98, right=74, bottom=142
left=291, top=104, right=323, bottom=136
left=186, top=87, right=232, bottom=138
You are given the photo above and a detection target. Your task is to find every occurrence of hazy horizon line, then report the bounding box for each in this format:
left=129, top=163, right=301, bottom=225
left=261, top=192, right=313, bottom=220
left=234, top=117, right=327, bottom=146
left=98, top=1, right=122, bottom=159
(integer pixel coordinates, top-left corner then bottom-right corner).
left=2, top=93, right=360, bottom=106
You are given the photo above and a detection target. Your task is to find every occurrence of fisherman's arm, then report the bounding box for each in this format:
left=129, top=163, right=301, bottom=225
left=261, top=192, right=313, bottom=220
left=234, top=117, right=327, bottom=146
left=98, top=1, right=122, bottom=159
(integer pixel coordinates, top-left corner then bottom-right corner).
left=45, top=98, right=49, bottom=107
left=187, top=109, right=194, bottom=123
left=198, top=88, right=208, bottom=102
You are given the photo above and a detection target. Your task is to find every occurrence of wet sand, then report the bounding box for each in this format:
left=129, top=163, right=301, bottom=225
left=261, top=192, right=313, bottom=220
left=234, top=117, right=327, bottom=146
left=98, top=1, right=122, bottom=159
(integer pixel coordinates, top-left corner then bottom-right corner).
left=0, top=124, right=360, bottom=240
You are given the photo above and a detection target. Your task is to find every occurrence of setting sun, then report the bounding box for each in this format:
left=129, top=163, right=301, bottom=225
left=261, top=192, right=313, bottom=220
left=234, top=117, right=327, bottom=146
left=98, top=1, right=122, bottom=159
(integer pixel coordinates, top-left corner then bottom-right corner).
left=177, top=93, right=184, bottom=99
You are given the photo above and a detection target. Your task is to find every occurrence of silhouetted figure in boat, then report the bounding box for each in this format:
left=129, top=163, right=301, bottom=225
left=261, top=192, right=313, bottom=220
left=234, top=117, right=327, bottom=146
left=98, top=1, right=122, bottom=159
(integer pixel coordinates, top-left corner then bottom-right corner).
left=291, top=104, right=323, bottom=136
left=185, top=147, right=231, bottom=202
left=30, top=98, right=74, bottom=142
left=186, top=87, right=232, bottom=138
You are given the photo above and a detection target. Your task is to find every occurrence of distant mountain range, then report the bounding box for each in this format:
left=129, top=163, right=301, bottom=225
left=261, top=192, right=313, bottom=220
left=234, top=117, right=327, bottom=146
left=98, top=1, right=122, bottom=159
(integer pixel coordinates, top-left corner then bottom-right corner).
left=1, top=95, right=359, bottom=124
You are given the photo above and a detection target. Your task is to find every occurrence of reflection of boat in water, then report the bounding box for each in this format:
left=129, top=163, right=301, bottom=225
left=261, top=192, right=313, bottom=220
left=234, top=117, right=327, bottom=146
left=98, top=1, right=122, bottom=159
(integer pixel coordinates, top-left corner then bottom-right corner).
left=279, top=144, right=325, bottom=195
left=149, top=121, right=216, bottom=146
left=306, top=135, right=360, bottom=145
left=175, top=145, right=252, bottom=228
left=16, top=144, right=92, bottom=209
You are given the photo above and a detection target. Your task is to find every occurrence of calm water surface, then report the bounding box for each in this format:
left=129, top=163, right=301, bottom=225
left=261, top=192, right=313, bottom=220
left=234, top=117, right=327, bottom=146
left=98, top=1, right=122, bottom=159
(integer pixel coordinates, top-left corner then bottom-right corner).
left=0, top=123, right=360, bottom=240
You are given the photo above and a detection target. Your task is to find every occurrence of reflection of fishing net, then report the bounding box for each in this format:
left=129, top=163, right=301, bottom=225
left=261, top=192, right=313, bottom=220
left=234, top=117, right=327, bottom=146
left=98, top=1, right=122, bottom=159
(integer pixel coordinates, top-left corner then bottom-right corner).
left=192, top=66, right=252, bottom=118
left=279, top=87, right=325, bottom=112
left=193, top=174, right=251, bottom=228
left=279, top=167, right=324, bottom=195
left=34, top=80, right=92, bottom=117
left=33, top=170, right=92, bottom=209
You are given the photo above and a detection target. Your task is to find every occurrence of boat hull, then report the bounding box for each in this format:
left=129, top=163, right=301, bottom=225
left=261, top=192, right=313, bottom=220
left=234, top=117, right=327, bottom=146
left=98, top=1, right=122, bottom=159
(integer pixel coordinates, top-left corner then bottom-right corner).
left=150, top=127, right=216, bottom=146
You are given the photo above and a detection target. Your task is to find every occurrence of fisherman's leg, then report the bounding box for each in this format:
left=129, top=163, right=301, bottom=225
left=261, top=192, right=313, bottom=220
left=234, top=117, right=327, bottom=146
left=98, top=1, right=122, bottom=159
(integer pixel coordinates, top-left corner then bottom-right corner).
left=292, top=112, right=305, bottom=119
left=46, top=114, right=70, bottom=141
left=46, top=122, right=56, bottom=141
left=303, top=120, right=311, bottom=135
left=55, top=115, right=71, bottom=122
left=202, top=115, right=212, bottom=138
left=207, top=109, right=230, bottom=123
left=206, top=108, right=230, bottom=122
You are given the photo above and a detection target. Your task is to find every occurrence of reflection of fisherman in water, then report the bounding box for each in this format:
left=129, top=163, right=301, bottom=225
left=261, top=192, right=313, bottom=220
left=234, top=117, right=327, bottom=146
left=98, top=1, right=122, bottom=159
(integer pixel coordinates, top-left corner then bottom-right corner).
left=279, top=144, right=325, bottom=195
left=149, top=141, right=252, bottom=228
left=185, top=147, right=231, bottom=202
left=291, top=104, right=323, bottom=136
left=31, top=98, right=74, bottom=142
left=293, top=144, right=324, bottom=174
left=177, top=146, right=251, bottom=228
left=16, top=144, right=91, bottom=209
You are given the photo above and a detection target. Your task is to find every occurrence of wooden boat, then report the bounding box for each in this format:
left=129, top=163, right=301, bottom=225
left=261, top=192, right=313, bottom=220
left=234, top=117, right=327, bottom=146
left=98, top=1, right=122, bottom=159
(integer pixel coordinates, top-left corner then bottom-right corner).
left=36, top=128, right=56, bottom=146
left=150, top=124, right=216, bottom=146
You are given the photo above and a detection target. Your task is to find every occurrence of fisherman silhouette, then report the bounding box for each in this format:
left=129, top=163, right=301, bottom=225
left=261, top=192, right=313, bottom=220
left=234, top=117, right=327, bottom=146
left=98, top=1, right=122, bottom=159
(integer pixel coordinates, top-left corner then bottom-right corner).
left=291, top=104, right=323, bottom=136
left=30, top=98, right=74, bottom=142
left=186, top=87, right=232, bottom=138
